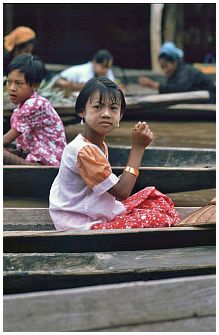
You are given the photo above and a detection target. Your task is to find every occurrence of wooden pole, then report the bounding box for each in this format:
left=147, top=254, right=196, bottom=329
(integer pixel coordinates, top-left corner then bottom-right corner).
left=163, top=4, right=184, bottom=49
left=4, top=4, right=14, bottom=34
left=150, top=4, right=164, bottom=72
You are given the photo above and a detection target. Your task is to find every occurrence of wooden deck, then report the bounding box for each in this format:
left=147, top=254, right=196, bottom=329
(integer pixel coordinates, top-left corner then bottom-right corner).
left=3, top=206, right=200, bottom=231
left=4, top=225, right=216, bottom=253
left=4, top=275, right=216, bottom=331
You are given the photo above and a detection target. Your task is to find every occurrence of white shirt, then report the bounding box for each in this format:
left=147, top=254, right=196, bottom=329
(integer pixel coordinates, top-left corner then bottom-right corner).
left=59, top=61, right=115, bottom=83
left=49, top=134, right=125, bottom=231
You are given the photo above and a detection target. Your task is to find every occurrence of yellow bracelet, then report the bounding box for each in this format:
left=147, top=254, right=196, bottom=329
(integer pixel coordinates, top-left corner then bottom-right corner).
left=124, top=166, right=139, bottom=177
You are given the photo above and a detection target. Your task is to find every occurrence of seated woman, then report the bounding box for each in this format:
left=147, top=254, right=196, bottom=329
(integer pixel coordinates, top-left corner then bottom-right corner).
left=139, top=42, right=216, bottom=103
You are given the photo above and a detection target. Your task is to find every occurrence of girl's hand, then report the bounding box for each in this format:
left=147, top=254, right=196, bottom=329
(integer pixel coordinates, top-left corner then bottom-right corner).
left=131, top=121, right=153, bottom=148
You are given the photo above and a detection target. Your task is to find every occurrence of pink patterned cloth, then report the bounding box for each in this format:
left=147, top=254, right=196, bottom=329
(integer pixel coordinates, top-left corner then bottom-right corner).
left=91, top=186, right=180, bottom=230
left=11, top=91, right=66, bottom=166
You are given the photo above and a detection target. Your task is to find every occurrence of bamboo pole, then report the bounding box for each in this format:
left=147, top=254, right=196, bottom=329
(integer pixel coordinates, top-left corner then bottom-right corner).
left=150, top=4, right=164, bottom=72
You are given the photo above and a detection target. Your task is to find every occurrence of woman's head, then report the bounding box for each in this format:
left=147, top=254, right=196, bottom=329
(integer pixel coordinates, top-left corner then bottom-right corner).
left=92, top=49, right=114, bottom=77
left=158, top=42, right=184, bottom=78
left=75, top=77, right=126, bottom=135
left=6, top=54, right=46, bottom=104
left=4, top=26, right=36, bottom=56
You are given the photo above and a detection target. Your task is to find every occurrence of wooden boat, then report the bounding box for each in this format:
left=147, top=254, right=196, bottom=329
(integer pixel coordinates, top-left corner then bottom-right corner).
left=4, top=274, right=216, bottom=331
left=4, top=90, right=214, bottom=124
left=3, top=206, right=201, bottom=231
left=3, top=146, right=216, bottom=197
left=4, top=223, right=215, bottom=253
left=3, top=246, right=216, bottom=295
left=4, top=208, right=216, bottom=331
left=3, top=207, right=215, bottom=289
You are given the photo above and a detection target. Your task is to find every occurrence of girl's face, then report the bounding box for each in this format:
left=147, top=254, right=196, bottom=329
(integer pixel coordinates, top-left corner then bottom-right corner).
left=81, top=91, right=122, bottom=136
left=159, top=58, right=178, bottom=78
left=6, top=70, right=36, bottom=104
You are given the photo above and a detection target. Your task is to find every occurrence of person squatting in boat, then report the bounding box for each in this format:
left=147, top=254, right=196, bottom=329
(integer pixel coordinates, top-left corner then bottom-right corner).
left=139, top=42, right=215, bottom=103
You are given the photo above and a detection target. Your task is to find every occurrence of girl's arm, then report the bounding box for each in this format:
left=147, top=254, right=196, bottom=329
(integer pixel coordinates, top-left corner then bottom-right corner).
left=3, top=128, right=21, bottom=147
left=108, top=122, right=153, bottom=201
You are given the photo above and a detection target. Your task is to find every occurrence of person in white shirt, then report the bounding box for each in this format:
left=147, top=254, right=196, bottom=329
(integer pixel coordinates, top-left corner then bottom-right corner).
left=53, top=49, right=115, bottom=93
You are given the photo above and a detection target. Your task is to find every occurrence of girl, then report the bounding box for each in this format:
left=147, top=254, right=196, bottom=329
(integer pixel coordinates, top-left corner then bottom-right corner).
left=49, top=77, right=180, bottom=230
left=3, top=54, right=67, bottom=166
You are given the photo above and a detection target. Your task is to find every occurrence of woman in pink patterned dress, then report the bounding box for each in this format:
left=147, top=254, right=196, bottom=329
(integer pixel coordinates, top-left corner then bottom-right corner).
left=3, top=54, right=66, bottom=165
left=49, top=77, right=180, bottom=230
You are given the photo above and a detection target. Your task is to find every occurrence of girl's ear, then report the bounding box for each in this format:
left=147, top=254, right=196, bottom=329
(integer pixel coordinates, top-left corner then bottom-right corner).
left=78, top=111, right=84, bottom=118
left=32, top=83, right=40, bottom=91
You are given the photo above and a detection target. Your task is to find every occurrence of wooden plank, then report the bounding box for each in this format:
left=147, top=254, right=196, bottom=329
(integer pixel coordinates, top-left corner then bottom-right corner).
left=3, top=207, right=201, bottom=231
left=3, top=246, right=216, bottom=294
left=3, top=226, right=216, bottom=253
left=125, top=90, right=210, bottom=108
left=108, top=145, right=216, bottom=166
left=3, top=275, right=216, bottom=332
left=168, top=103, right=216, bottom=112
left=3, top=165, right=216, bottom=197
left=98, top=316, right=216, bottom=332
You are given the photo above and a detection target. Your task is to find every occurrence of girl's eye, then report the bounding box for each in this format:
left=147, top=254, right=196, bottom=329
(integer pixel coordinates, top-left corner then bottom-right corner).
left=111, top=106, right=119, bottom=111
left=93, top=105, right=101, bottom=109
left=6, top=80, right=25, bottom=86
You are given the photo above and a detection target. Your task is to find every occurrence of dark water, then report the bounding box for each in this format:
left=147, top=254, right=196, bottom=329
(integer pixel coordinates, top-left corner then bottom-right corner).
left=4, top=120, right=216, bottom=208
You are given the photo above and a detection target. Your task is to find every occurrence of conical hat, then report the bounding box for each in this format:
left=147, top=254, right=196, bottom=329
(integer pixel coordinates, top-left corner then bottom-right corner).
left=176, top=198, right=216, bottom=227
left=4, top=26, right=36, bottom=52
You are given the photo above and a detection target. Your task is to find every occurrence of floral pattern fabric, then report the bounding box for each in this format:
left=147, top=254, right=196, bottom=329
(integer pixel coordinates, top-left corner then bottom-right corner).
left=91, top=186, right=180, bottom=230
left=11, top=91, right=66, bottom=165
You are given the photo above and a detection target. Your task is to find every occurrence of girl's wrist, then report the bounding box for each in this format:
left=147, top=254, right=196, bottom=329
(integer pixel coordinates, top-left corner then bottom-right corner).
left=124, top=166, right=139, bottom=177
left=131, top=143, right=146, bottom=152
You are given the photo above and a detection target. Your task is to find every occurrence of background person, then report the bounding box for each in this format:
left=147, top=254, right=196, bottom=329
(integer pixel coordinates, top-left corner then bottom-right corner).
left=53, top=49, right=115, bottom=93
left=139, top=42, right=216, bottom=103
left=4, top=26, right=36, bottom=76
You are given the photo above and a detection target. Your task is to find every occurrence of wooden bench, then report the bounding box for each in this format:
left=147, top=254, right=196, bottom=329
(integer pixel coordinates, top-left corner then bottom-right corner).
left=3, top=207, right=200, bottom=231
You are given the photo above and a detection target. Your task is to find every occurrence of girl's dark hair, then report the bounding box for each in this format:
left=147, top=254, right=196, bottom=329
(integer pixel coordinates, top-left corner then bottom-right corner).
left=7, top=54, right=46, bottom=85
left=92, top=49, right=113, bottom=64
left=75, top=77, right=126, bottom=115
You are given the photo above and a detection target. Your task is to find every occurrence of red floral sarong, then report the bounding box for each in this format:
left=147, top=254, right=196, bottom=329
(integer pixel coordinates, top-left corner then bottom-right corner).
left=91, top=187, right=180, bottom=230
